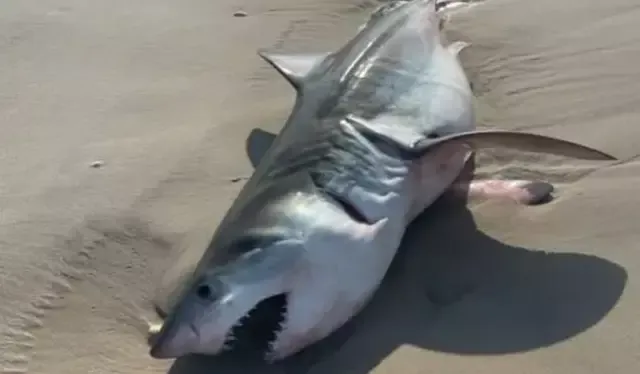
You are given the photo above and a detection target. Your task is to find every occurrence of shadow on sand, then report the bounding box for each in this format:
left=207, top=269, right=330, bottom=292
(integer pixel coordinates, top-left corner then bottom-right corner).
left=163, top=134, right=627, bottom=374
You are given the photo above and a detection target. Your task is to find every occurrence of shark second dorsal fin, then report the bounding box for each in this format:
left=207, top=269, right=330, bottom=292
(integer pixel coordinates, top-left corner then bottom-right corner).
left=257, top=51, right=329, bottom=90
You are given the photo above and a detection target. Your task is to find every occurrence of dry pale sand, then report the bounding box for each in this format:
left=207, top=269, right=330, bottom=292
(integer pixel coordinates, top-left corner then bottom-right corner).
left=1, top=0, right=638, bottom=373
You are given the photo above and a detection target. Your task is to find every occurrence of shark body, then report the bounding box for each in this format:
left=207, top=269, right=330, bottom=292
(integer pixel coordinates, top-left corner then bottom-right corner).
left=149, top=0, right=615, bottom=362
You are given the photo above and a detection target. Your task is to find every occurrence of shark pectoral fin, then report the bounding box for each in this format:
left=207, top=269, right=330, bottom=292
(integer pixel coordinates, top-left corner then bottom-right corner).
left=414, top=130, right=618, bottom=161
left=345, top=115, right=616, bottom=161
left=246, top=128, right=277, bottom=168
left=344, top=114, right=425, bottom=155
left=257, top=51, right=330, bottom=89
left=446, top=40, right=470, bottom=58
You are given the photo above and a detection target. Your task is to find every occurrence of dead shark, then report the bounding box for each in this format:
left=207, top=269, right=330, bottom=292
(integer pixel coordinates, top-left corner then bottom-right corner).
left=148, top=0, right=616, bottom=363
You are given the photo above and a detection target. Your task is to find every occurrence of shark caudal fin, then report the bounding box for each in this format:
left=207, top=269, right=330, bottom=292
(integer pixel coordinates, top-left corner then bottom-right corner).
left=257, top=51, right=329, bottom=90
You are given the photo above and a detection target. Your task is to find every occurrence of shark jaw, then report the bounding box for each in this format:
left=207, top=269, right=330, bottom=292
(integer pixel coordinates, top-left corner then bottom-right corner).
left=221, top=292, right=290, bottom=360
left=149, top=235, right=311, bottom=362
left=149, top=291, right=292, bottom=362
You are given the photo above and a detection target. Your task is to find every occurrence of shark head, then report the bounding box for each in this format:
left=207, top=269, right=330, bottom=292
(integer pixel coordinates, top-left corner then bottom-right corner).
left=149, top=187, right=390, bottom=362
left=149, top=234, right=304, bottom=360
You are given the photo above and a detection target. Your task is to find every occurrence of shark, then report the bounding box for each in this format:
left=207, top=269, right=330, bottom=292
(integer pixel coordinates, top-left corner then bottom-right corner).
left=148, top=0, right=616, bottom=363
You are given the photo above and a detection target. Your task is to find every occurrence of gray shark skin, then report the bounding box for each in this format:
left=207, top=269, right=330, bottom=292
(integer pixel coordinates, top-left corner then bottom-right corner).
left=149, top=0, right=616, bottom=363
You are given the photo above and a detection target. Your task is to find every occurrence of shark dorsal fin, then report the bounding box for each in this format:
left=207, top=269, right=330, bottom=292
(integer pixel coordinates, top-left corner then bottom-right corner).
left=257, top=51, right=329, bottom=89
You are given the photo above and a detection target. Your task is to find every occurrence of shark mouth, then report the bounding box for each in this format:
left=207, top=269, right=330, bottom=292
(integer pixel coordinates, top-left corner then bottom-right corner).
left=222, top=293, right=289, bottom=359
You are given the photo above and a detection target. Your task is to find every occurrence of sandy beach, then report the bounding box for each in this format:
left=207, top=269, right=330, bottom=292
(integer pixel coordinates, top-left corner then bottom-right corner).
left=1, top=0, right=639, bottom=373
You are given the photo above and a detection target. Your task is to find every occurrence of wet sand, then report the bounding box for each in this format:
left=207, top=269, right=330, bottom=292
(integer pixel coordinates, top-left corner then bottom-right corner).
left=1, top=0, right=638, bottom=373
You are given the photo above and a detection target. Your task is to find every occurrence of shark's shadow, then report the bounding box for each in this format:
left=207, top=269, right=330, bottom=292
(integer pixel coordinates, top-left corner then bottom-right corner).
left=165, top=132, right=627, bottom=374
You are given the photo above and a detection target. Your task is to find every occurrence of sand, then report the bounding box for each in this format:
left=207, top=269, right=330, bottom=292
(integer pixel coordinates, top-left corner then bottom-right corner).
left=0, top=0, right=638, bottom=373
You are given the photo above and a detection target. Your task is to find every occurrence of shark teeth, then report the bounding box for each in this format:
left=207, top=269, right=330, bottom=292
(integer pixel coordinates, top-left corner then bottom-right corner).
left=264, top=303, right=289, bottom=362
left=222, top=313, right=248, bottom=350
left=221, top=293, right=289, bottom=358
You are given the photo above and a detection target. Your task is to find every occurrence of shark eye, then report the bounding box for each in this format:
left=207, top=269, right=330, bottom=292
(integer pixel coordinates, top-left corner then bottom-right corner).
left=196, top=284, right=213, bottom=300
left=194, top=275, right=227, bottom=301
left=427, top=132, right=439, bottom=139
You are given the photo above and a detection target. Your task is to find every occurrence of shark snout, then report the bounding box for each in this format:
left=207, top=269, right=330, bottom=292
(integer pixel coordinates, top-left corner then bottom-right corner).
left=149, top=318, right=200, bottom=359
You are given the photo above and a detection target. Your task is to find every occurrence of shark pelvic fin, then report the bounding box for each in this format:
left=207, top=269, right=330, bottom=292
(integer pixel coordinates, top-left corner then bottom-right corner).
left=344, top=114, right=617, bottom=161
left=257, top=51, right=329, bottom=89
left=447, top=40, right=470, bottom=58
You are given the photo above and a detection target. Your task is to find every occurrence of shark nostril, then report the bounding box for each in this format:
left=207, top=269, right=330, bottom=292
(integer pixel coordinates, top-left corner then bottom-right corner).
left=196, top=284, right=212, bottom=300
left=427, top=132, right=439, bottom=139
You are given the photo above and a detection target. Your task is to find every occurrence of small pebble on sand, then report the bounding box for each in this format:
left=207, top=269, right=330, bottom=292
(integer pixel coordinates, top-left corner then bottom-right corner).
left=90, top=160, right=104, bottom=168
left=233, top=10, right=248, bottom=17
